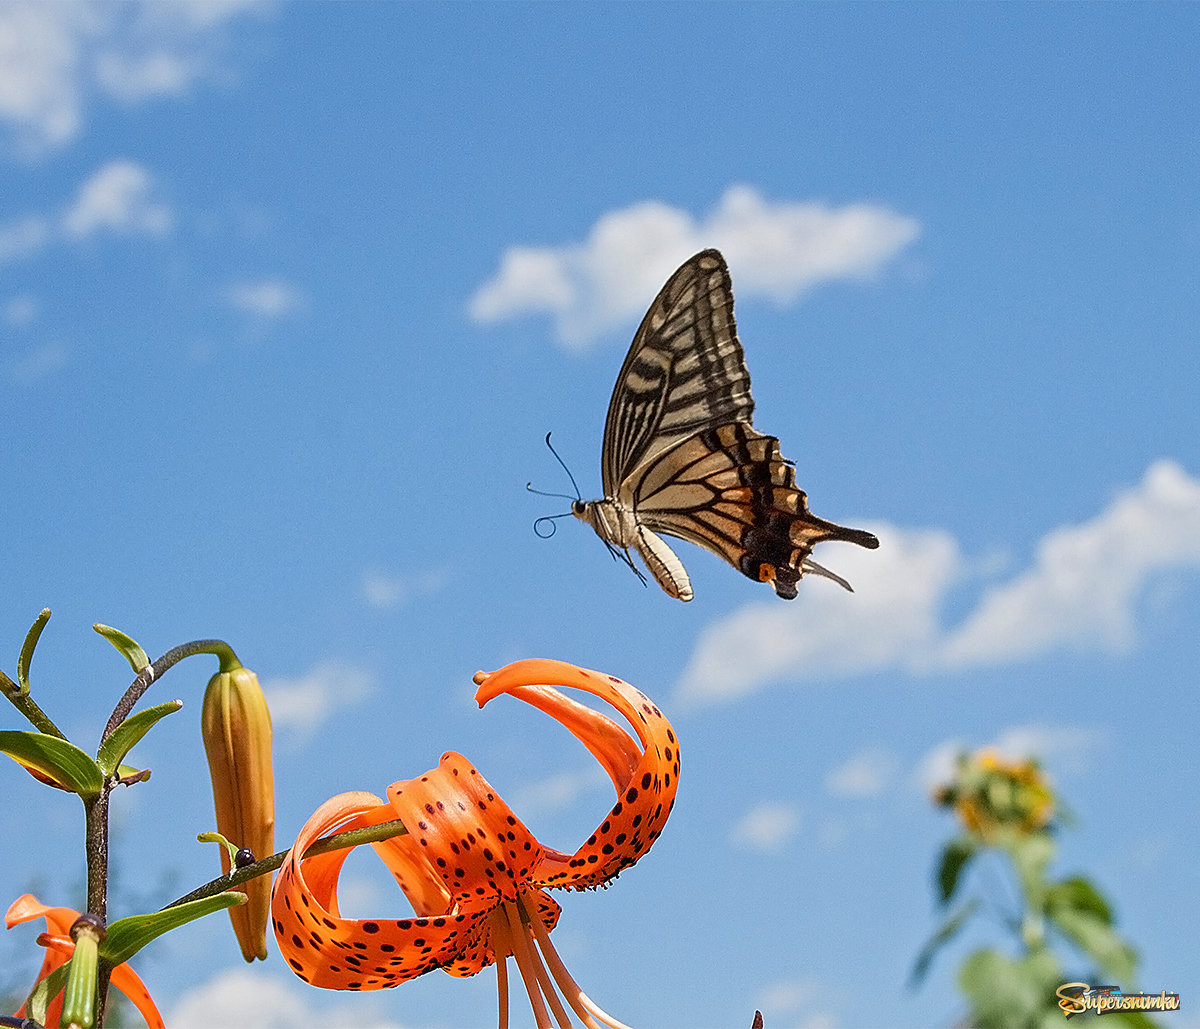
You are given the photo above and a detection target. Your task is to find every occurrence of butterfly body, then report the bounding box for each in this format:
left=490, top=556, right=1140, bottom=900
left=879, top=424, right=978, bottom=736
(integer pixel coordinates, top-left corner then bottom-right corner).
left=573, top=248, right=879, bottom=601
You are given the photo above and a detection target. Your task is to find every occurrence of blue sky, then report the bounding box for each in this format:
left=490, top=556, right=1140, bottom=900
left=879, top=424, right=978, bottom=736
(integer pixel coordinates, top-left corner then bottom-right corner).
left=2, top=3, right=1199, bottom=1027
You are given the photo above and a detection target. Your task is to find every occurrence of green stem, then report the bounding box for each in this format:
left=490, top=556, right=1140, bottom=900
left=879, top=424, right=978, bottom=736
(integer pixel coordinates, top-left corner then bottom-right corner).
left=102, top=640, right=239, bottom=741
left=162, top=819, right=409, bottom=911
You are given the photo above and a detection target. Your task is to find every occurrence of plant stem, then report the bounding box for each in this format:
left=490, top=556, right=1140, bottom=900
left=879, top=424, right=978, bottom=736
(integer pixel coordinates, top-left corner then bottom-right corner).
left=0, top=668, right=67, bottom=737
left=102, top=639, right=239, bottom=741
left=161, top=818, right=409, bottom=911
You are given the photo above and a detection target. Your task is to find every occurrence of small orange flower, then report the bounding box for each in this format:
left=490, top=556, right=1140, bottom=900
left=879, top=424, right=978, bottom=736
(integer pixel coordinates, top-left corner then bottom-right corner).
left=5, top=894, right=164, bottom=1029
left=271, top=658, right=679, bottom=1027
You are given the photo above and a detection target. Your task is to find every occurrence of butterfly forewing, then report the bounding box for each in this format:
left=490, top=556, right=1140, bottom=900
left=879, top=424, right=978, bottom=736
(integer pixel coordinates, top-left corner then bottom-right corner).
left=601, top=250, right=754, bottom=495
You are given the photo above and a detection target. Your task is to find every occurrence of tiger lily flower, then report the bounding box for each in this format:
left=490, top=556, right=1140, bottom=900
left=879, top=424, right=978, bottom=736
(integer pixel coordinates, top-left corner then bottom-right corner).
left=5, top=894, right=164, bottom=1029
left=271, top=658, right=679, bottom=1027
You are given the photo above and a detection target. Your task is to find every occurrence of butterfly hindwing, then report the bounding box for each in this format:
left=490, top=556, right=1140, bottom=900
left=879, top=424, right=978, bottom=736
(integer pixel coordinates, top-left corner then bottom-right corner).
left=631, top=423, right=879, bottom=600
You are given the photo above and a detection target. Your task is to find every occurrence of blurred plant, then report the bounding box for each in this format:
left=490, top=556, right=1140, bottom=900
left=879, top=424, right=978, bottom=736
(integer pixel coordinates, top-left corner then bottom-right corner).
left=913, top=748, right=1158, bottom=1028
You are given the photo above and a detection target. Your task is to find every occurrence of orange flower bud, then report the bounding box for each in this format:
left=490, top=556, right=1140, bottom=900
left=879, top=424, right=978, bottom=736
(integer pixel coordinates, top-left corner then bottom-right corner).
left=201, top=666, right=275, bottom=961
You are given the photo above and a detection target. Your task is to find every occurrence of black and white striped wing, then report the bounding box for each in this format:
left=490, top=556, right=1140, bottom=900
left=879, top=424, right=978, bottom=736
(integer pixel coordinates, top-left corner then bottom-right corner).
left=630, top=422, right=881, bottom=600
left=601, top=249, right=753, bottom=496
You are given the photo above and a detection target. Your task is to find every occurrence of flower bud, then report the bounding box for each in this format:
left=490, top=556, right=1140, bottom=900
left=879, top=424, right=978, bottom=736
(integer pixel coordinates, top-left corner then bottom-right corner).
left=202, top=666, right=274, bottom=961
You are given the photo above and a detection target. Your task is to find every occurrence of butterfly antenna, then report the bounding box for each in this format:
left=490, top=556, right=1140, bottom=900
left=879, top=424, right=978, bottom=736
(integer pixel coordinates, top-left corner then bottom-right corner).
left=532, top=512, right=575, bottom=539
left=543, top=432, right=583, bottom=502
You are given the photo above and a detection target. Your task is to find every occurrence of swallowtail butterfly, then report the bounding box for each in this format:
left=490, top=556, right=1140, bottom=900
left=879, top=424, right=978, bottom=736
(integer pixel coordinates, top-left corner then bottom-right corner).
left=570, top=248, right=879, bottom=601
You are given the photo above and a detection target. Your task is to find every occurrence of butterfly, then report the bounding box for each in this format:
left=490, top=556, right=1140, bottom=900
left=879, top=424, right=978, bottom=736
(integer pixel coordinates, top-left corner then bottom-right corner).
left=567, top=248, right=879, bottom=602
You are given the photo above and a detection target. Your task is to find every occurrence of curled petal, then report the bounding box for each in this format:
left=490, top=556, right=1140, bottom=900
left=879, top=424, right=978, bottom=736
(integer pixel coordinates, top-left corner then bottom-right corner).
left=473, top=659, right=680, bottom=890
left=384, top=751, right=547, bottom=914
left=271, top=791, right=481, bottom=990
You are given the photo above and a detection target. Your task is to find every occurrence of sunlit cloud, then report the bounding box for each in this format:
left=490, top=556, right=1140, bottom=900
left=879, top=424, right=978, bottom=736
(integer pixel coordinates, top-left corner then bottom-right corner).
left=0, top=0, right=269, bottom=156
left=168, top=967, right=406, bottom=1029
left=677, top=460, right=1200, bottom=706
left=260, top=660, right=375, bottom=738
left=730, top=801, right=801, bottom=853
left=469, top=185, right=920, bottom=349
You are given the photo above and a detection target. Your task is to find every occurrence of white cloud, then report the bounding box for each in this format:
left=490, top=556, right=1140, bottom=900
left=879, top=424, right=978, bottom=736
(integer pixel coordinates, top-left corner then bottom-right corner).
left=0, top=215, right=51, bottom=263
left=936, top=460, right=1200, bottom=669
left=676, top=522, right=960, bottom=706
left=226, top=277, right=304, bottom=320
left=825, top=746, right=899, bottom=798
left=62, top=159, right=172, bottom=238
left=169, top=967, right=407, bottom=1029
left=360, top=566, right=449, bottom=609
left=4, top=293, right=39, bottom=326
left=677, top=460, right=1200, bottom=706
left=510, top=766, right=609, bottom=817
left=756, top=979, right=837, bottom=1029
left=9, top=342, right=68, bottom=384
left=469, top=185, right=920, bottom=348
left=0, top=160, right=171, bottom=266
left=261, top=661, right=375, bottom=738
left=730, top=801, right=801, bottom=853
left=0, top=1, right=268, bottom=156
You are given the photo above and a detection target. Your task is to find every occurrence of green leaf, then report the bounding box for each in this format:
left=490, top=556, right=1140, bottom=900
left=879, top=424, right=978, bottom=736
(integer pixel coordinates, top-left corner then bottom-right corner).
left=1046, top=876, right=1113, bottom=924
left=0, top=730, right=104, bottom=798
left=93, top=623, right=150, bottom=673
left=909, top=898, right=979, bottom=985
left=96, top=699, right=182, bottom=776
left=103, top=893, right=245, bottom=966
left=937, top=835, right=977, bottom=904
left=17, top=608, right=51, bottom=692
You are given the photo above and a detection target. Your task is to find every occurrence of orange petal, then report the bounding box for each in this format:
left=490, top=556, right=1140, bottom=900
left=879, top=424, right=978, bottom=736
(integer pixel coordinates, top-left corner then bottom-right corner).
left=473, top=659, right=680, bottom=891
left=108, top=961, right=166, bottom=1029
left=271, top=791, right=483, bottom=991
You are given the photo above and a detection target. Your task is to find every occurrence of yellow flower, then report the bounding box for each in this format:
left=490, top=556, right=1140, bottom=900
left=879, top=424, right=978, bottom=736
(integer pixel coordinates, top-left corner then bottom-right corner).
left=936, top=748, right=1054, bottom=840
